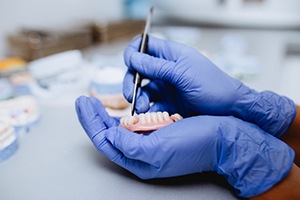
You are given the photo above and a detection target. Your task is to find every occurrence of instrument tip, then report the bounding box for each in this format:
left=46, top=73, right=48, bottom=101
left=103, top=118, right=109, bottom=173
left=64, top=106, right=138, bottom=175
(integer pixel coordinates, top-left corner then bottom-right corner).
left=150, top=6, right=154, bottom=13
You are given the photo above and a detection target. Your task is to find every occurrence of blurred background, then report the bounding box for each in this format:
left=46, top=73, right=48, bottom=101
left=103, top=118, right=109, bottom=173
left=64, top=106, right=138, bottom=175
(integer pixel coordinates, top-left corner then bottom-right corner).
left=1, top=1, right=300, bottom=199
left=0, top=0, right=300, bottom=143
left=0, top=0, right=299, bottom=92
left=0, top=0, right=299, bottom=109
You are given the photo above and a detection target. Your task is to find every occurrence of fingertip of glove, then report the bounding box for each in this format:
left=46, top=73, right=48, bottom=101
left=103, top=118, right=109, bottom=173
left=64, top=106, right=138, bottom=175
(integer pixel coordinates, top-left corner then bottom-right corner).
left=89, top=97, right=104, bottom=113
left=89, top=95, right=101, bottom=105
left=124, top=42, right=140, bottom=68
left=75, top=95, right=88, bottom=115
left=75, top=95, right=87, bottom=103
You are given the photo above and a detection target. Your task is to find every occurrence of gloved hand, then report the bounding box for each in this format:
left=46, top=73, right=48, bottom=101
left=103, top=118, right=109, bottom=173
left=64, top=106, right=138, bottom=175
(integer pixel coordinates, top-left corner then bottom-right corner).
left=123, top=36, right=296, bottom=138
left=75, top=96, right=294, bottom=198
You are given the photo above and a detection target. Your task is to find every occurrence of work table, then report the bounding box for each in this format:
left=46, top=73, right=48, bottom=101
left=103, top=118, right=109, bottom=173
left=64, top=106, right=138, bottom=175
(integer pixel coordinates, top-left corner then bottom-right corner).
left=0, top=104, right=241, bottom=200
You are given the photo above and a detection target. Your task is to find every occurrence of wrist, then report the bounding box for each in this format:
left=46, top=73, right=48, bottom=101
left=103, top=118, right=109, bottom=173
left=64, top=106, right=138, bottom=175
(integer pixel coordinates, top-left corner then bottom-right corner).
left=281, top=105, right=300, bottom=166
left=216, top=118, right=295, bottom=198
left=232, top=87, right=296, bottom=138
left=250, top=164, right=300, bottom=200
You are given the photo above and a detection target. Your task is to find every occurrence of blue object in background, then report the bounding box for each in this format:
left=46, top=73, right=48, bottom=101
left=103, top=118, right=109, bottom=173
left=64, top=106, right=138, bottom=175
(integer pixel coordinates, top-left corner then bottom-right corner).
left=0, top=78, right=13, bottom=100
left=0, top=123, right=18, bottom=163
left=124, top=0, right=151, bottom=19
left=0, top=139, right=18, bottom=163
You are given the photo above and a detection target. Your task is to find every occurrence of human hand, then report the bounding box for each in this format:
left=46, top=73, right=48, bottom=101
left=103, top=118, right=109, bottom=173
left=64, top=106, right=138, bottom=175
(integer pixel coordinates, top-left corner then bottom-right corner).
left=75, top=96, right=294, bottom=198
left=123, top=36, right=241, bottom=117
left=123, top=36, right=296, bottom=137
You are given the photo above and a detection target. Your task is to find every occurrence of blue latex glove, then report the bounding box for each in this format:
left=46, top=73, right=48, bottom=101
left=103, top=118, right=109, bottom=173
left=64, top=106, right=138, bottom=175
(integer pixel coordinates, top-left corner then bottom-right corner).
left=123, top=36, right=296, bottom=138
left=75, top=96, right=294, bottom=198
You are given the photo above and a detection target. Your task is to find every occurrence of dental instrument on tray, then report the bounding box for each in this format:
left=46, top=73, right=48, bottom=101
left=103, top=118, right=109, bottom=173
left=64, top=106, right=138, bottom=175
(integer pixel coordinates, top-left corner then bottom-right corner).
left=131, top=6, right=154, bottom=116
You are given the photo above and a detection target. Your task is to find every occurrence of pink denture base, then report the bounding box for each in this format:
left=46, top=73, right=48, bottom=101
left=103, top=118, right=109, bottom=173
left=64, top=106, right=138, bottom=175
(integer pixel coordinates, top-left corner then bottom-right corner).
left=120, top=112, right=182, bottom=133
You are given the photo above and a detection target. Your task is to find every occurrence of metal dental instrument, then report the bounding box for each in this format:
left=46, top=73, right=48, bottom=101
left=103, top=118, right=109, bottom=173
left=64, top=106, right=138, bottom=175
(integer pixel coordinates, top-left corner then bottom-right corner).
left=131, top=6, right=154, bottom=116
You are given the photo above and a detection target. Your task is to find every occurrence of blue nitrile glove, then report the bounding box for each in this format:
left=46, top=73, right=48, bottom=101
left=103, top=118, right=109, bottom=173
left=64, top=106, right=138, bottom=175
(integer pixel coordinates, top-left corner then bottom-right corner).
left=123, top=36, right=296, bottom=138
left=75, top=96, right=294, bottom=198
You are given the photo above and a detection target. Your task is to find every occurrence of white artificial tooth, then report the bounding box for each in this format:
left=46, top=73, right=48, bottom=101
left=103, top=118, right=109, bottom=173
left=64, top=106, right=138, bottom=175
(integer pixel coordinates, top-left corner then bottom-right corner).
left=157, top=112, right=163, bottom=122
left=145, top=112, right=151, bottom=123
left=120, top=117, right=125, bottom=125
left=171, top=113, right=183, bottom=121
left=139, top=113, right=146, bottom=124
left=124, top=117, right=129, bottom=125
left=162, top=111, right=170, bottom=121
left=126, top=117, right=131, bottom=124
left=131, top=116, right=138, bottom=124
left=151, top=112, right=158, bottom=123
left=122, top=117, right=127, bottom=125
left=132, top=115, right=139, bottom=124
left=128, top=116, right=135, bottom=124
left=127, top=116, right=131, bottom=125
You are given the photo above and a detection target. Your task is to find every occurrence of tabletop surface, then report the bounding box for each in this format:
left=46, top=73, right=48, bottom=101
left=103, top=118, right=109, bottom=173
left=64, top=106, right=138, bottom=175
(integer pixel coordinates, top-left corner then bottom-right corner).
left=0, top=103, right=242, bottom=200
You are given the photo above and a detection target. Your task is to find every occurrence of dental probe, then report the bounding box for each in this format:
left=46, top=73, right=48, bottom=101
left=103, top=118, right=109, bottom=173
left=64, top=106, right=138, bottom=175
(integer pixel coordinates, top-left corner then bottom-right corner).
left=131, top=6, right=154, bottom=116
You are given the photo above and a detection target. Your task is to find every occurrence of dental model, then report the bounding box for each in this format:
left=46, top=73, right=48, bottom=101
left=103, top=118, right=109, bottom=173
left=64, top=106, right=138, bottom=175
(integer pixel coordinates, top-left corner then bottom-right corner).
left=120, top=112, right=182, bottom=133
left=0, top=120, right=18, bottom=162
left=89, top=89, right=129, bottom=110
left=28, top=50, right=85, bottom=98
left=0, top=95, right=40, bottom=134
left=0, top=78, right=13, bottom=100
left=88, top=67, right=129, bottom=110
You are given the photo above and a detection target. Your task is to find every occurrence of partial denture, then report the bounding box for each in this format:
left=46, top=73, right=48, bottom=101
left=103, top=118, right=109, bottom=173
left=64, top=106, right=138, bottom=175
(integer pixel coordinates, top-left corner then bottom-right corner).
left=0, top=119, right=18, bottom=163
left=120, top=111, right=182, bottom=133
left=89, top=89, right=129, bottom=110
left=0, top=120, right=16, bottom=150
left=0, top=95, right=40, bottom=128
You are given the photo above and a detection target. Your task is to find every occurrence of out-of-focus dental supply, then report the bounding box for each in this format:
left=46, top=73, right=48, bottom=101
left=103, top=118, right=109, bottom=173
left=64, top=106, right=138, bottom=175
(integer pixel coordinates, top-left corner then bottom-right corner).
left=9, top=72, right=33, bottom=96
left=88, top=67, right=129, bottom=110
left=8, top=28, right=92, bottom=61
left=92, top=20, right=145, bottom=43
left=0, top=57, right=32, bottom=97
left=28, top=50, right=86, bottom=99
left=89, top=52, right=125, bottom=69
left=0, top=95, right=40, bottom=135
left=0, top=78, right=14, bottom=100
left=124, top=0, right=150, bottom=19
left=0, top=57, right=27, bottom=76
left=0, top=120, right=18, bottom=163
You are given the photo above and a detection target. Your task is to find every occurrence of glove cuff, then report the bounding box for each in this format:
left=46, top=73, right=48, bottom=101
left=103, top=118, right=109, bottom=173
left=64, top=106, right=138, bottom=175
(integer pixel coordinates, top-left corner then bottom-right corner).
left=233, top=86, right=296, bottom=138
left=216, top=121, right=295, bottom=198
left=228, top=143, right=294, bottom=198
